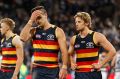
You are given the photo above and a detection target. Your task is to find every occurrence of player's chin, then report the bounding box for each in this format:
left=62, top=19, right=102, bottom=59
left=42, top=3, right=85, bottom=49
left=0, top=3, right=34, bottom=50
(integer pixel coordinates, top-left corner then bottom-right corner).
left=35, top=21, right=39, bottom=25
left=76, top=28, right=80, bottom=31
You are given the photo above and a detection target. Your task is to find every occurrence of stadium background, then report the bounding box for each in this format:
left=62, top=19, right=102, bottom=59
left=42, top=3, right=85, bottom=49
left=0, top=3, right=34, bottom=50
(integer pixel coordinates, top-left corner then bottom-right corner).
left=0, top=0, right=120, bottom=79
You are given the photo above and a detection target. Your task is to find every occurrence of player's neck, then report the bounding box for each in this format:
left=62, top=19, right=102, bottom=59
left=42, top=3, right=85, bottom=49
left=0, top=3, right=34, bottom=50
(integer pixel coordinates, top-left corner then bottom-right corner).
left=43, top=21, right=52, bottom=30
left=79, top=27, right=91, bottom=37
left=5, top=30, right=14, bottom=39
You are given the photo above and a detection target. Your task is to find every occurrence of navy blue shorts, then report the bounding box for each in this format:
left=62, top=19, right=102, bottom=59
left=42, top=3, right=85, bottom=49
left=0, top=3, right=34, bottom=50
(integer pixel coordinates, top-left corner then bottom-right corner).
left=0, top=70, right=14, bottom=79
left=32, top=66, right=59, bottom=79
left=75, top=71, right=102, bottom=79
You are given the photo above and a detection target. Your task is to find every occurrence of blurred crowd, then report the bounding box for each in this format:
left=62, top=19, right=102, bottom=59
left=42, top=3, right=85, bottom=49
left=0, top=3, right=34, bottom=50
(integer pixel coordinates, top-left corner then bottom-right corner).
left=0, top=0, right=120, bottom=79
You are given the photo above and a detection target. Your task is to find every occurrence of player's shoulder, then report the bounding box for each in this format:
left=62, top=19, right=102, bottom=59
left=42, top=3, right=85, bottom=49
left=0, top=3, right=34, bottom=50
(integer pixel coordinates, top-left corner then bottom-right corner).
left=70, top=35, right=77, bottom=45
left=12, top=34, right=21, bottom=41
left=53, top=25, right=65, bottom=38
left=54, top=25, right=64, bottom=34
left=94, top=31, right=105, bottom=38
left=12, top=34, right=22, bottom=45
left=12, top=34, right=19, bottom=39
left=55, top=25, right=62, bottom=31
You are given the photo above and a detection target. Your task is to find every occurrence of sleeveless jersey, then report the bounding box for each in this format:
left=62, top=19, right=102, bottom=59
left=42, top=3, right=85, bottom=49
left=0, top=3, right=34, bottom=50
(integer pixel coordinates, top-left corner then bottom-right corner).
left=74, top=32, right=100, bottom=72
left=1, top=35, right=17, bottom=71
left=32, top=26, right=60, bottom=68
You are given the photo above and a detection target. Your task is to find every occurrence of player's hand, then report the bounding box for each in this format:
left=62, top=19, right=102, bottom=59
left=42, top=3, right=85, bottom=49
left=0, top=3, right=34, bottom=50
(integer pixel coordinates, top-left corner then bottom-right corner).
left=11, top=75, right=17, bottom=79
left=71, top=62, right=77, bottom=70
left=30, top=10, right=41, bottom=22
left=59, top=68, right=67, bottom=79
left=92, top=63, right=102, bottom=70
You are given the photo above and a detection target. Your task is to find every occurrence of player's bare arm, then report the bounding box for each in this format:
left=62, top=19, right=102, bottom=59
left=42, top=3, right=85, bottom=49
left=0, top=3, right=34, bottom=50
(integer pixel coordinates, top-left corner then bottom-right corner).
left=11, top=35, right=24, bottom=79
left=56, top=27, right=68, bottom=79
left=92, top=32, right=116, bottom=69
left=20, top=10, right=40, bottom=42
left=68, top=36, right=77, bottom=70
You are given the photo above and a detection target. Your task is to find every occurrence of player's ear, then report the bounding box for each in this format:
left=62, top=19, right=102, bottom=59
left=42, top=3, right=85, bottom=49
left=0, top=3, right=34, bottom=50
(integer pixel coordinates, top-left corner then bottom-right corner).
left=85, top=22, right=89, bottom=26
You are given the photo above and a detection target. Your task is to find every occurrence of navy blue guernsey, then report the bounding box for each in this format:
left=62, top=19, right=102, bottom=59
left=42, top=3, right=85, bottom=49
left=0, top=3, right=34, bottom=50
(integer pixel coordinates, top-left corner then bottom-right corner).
left=74, top=32, right=100, bottom=72
left=32, top=26, right=60, bottom=68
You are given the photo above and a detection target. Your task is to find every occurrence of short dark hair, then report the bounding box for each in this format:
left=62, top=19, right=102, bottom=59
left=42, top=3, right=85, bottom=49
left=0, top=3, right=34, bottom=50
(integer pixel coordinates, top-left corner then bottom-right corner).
left=31, top=6, right=47, bottom=14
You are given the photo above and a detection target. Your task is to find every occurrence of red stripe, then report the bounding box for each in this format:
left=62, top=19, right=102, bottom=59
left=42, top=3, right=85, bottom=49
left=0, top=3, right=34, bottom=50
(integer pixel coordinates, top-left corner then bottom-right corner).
left=77, top=60, right=98, bottom=66
left=76, top=68, right=92, bottom=72
left=2, top=48, right=16, bottom=51
left=0, top=69, right=14, bottom=72
left=76, top=48, right=99, bottom=54
left=34, top=52, right=58, bottom=57
left=2, top=57, right=17, bottom=60
left=32, top=40, right=58, bottom=45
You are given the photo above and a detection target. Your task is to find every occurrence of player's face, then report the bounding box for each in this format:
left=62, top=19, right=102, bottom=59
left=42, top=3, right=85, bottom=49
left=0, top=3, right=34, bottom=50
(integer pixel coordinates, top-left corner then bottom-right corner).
left=0, top=23, right=9, bottom=35
left=75, top=17, right=86, bottom=31
left=35, top=11, right=47, bottom=27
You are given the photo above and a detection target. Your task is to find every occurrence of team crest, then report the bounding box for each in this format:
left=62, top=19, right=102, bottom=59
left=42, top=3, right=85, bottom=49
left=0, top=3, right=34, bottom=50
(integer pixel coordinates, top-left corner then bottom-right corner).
left=86, top=42, right=94, bottom=48
left=47, top=34, right=54, bottom=40
left=6, top=43, right=12, bottom=47
left=36, top=34, right=41, bottom=38
left=74, top=44, right=80, bottom=48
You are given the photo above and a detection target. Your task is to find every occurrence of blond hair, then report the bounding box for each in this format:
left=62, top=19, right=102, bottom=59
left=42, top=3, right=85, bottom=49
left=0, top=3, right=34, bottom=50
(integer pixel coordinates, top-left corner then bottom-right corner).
left=0, top=18, right=15, bottom=30
left=74, top=12, right=91, bottom=28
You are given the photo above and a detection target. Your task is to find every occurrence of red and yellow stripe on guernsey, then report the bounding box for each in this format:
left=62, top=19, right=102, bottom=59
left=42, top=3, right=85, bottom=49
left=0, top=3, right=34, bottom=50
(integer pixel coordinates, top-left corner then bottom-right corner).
left=76, top=48, right=99, bottom=72
left=76, top=60, right=98, bottom=72
left=1, top=48, right=17, bottom=65
left=32, top=40, right=59, bottom=50
left=32, top=40, right=59, bottom=68
left=34, top=52, right=58, bottom=61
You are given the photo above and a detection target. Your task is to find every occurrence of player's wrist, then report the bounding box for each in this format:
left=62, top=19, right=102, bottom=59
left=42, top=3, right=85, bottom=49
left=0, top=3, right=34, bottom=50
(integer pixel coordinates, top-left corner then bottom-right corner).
left=61, top=64, right=67, bottom=69
left=71, top=60, right=75, bottom=65
left=28, top=20, right=33, bottom=25
left=98, top=62, right=103, bottom=68
left=13, top=73, right=18, bottom=76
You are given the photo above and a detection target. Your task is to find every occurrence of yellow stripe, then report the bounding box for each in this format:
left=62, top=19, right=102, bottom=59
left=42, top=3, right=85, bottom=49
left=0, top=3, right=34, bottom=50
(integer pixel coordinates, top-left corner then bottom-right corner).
left=33, top=44, right=59, bottom=50
left=77, top=65, right=93, bottom=68
left=77, top=52, right=98, bottom=58
left=2, top=51, right=16, bottom=55
left=33, top=63, right=59, bottom=68
left=34, top=57, right=58, bottom=62
left=2, top=60, right=16, bottom=64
